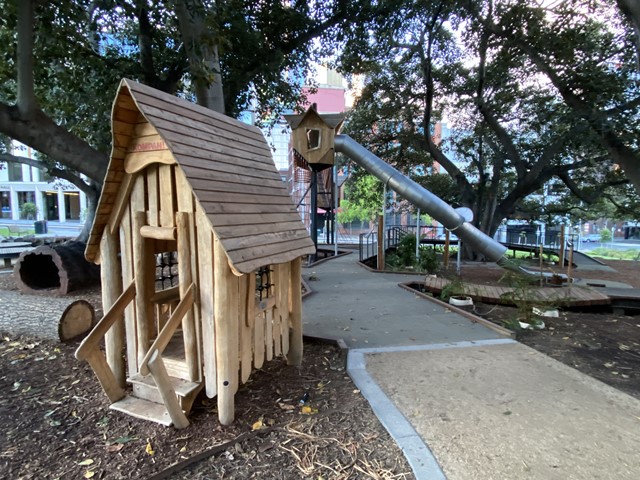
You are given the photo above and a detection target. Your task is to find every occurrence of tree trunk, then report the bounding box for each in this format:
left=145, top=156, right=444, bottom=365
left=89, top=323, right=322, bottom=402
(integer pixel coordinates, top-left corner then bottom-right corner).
left=175, top=0, right=226, bottom=113
left=77, top=186, right=100, bottom=243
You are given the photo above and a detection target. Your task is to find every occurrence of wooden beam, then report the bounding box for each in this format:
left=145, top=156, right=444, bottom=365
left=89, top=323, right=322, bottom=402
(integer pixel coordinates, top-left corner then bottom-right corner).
left=147, top=350, right=190, bottom=429
left=279, top=262, right=291, bottom=356
left=177, top=212, right=198, bottom=382
left=240, top=274, right=253, bottom=384
left=119, top=208, right=139, bottom=376
left=196, top=206, right=216, bottom=398
left=175, top=168, right=202, bottom=383
left=86, top=349, right=126, bottom=403
left=287, top=257, right=303, bottom=366
left=108, top=173, right=135, bottom=236
left=139, top=283, right=195, bottom=376
left=214, top=233, right=239, bottom=425
left=101, top=229, right=125, bottom=387
left=159, top=164, right=175, bottom=227
left=75, top=280, right=136, bottom=361
left=140, top=225, right=177, bottom=240
left=133, top=211, right=152, bottom=364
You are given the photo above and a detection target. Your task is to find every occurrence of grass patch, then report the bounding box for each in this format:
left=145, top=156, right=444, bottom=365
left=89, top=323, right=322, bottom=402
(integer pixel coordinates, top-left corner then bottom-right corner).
left=0, top=226, right=35, bottom=236
left=588, top=248, right=640, bottom=261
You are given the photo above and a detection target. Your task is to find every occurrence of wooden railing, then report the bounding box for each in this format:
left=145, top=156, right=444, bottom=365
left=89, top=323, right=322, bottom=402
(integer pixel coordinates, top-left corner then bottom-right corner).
left=75, top=281, right=136, bottom=402
left=138, top=282, right=195, bottom=428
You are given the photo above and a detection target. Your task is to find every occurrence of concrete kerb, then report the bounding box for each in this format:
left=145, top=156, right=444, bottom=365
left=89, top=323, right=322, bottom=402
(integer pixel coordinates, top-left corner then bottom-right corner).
left=346, top=339, right=517, bottom=480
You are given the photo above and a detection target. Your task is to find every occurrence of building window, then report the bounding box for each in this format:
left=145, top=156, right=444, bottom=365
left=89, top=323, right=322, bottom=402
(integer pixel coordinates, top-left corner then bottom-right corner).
left=1, top=191, right=10, bottom=219
left=8, top=163, right=23, bottom=182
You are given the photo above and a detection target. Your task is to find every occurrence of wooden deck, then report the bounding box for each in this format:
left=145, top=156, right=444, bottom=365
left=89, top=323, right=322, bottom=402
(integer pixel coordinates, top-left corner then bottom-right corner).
left=422, top=276, right=611, bottom=308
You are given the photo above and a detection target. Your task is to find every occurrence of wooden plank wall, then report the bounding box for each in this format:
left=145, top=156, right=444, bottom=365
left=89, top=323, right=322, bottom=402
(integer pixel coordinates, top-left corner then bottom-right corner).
left=105, top=120, right=300, bottom=423
left=126, top=81, right=315, bottom=275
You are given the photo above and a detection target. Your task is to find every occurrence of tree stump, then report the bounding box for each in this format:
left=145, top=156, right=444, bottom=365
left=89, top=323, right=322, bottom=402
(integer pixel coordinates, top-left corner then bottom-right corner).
left=14, top=241, right=100, bottom=295
left=58, top=300, right=95, bottom=342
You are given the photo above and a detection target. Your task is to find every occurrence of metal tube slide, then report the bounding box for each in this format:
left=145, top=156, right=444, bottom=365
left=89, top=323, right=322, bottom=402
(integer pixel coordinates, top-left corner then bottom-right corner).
left=335, top=134, right=515, bottom=268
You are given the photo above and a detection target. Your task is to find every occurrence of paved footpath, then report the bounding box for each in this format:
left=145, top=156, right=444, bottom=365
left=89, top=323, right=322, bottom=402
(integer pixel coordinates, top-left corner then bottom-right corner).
left=303, top=253, right=640, bottom=480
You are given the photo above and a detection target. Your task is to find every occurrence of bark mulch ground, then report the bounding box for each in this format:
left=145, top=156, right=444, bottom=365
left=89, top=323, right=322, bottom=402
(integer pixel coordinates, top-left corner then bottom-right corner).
left=1, top=257, right=639, bottom=478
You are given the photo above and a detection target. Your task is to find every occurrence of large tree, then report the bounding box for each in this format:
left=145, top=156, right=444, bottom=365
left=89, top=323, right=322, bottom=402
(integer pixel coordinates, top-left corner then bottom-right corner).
left=0, top=0, right=369, bottom=240
left=339, top=0, right=640, bottom=256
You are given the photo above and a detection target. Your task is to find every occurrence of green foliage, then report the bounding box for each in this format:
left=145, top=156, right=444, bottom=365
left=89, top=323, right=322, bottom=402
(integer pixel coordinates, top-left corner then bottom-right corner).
left=19, top=202, right=37, bottom=220
left=418, top=247, right=439, bottom=274
left=338, top=0, right=640, bottom=242
left=396, top=235, right=417, bottom=266
left=599, top=228, right=612, bottom=242
left=0, top=0, right=373, bottom=186
left=339, top=171, right=383, bottom=222
left=439, top=277, right=465, bottom=301
left=386, top=234, right=440, bottom=273
left=589, top=248, right=640, bottom=261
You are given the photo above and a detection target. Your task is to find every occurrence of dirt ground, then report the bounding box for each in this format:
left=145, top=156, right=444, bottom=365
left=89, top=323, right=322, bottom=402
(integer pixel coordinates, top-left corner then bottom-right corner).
left=1, top=257, right=639, bottom=479
left=449, top=259, right=640, bottom=400
left=0, top=275, right=412, bottom=479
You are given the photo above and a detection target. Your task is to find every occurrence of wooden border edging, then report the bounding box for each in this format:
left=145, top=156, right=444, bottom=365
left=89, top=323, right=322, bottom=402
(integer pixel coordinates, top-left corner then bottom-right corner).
left=398, top=282, right=516, bottom=339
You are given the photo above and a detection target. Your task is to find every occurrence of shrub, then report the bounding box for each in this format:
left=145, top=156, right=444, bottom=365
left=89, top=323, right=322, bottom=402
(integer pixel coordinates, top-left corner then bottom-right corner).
left=396, top=235, right=417, bottom=266
left=418, top=248, right=439, bottom=273
left=20, top=202, right=38, bottom=220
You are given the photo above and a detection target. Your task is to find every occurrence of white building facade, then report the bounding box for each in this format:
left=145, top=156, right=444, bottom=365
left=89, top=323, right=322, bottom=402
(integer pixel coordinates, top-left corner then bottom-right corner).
left=0, top=142, right=87, bottom=223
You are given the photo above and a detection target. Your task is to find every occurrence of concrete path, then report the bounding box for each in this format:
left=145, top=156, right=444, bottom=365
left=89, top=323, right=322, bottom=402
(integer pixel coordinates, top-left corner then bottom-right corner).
left=303, top=253, right=640, bottom=480
left=303, top=254, right=503, bottom=349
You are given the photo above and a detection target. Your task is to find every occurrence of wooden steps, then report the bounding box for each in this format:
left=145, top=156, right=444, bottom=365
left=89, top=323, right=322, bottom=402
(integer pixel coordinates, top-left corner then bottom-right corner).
left=129, top=373, right=201, bottom=403
left=110, top=396, right=173, bottom=426
left=108, top=372, right=203, bottom=427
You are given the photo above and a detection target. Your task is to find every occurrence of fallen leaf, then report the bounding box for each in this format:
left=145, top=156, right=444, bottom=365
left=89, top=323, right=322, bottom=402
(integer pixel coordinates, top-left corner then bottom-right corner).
left=78, top=459, right=94, bottom=466
left=252, top=419, right=265, bottom=431
left=105, top=444, right=124, bottom=453
left=84, top=471, right=95, bottom=478
left=604, top=362, right=615, bottom=368
left=145, top=440, right=155, bottom=456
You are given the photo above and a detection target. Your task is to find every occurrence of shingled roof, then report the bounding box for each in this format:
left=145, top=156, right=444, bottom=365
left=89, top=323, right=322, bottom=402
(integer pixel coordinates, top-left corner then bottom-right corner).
left=86, top=79, right=315, bottom=273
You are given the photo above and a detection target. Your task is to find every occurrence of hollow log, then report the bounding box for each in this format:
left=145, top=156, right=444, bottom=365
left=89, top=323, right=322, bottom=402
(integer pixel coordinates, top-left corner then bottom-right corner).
left=14, top=241, right=100, bottom=295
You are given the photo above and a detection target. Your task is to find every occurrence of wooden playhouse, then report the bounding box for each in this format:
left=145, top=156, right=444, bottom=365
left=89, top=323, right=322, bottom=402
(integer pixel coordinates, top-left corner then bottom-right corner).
left=76, top=79, right=315, bottom=427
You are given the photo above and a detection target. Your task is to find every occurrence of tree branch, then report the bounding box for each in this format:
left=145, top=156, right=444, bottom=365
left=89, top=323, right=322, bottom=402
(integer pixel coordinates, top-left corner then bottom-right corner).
left=479, top=13, right=640, bottom=193
left=0, top=152, right=96, bottom=196
left=0, top=103, right=108, bottom=182
left=17, top=0, right=37, bottom=118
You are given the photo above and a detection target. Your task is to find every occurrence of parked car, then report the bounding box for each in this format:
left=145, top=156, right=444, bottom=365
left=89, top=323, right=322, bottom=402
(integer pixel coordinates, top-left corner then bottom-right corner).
left=582, top=233, right=601, bottom=242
